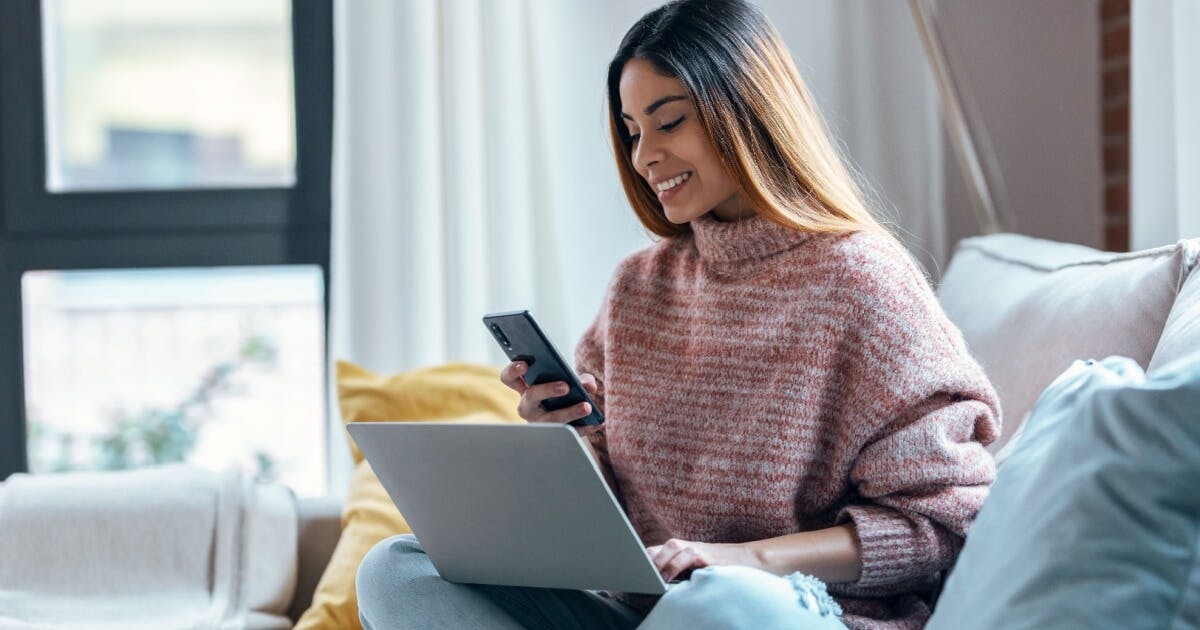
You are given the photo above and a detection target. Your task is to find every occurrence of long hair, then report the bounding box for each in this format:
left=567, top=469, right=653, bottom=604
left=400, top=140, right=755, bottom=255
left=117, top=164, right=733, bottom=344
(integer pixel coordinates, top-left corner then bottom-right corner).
left=607, top=0, right=888, bottom=238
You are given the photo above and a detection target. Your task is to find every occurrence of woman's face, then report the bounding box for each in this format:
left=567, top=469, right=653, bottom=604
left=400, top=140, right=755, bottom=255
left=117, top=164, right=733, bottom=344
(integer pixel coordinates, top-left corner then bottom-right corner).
left=618, top=58, right=750, bottom=223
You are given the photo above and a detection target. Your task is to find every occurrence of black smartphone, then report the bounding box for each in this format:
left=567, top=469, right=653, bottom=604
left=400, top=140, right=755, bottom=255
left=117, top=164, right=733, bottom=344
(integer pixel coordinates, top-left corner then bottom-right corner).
left=482, top=310, right=604, bottom=427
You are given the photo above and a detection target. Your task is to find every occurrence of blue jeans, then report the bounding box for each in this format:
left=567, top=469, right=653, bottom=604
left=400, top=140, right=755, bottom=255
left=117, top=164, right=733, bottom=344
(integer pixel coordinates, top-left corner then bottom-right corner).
left=357, top=534, right=847, bottom=630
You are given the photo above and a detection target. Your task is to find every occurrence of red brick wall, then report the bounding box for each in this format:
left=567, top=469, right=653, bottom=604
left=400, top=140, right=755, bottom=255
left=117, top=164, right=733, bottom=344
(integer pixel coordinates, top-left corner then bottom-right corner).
left=1101, top=0, right=1130, bottom=251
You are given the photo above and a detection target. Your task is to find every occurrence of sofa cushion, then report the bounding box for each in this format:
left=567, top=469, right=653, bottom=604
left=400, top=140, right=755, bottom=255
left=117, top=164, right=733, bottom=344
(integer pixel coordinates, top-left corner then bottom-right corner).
left=337, top=360, right=522, bottom=465
left=289, top=495, right=343, bottom=622
left=0, top=466, right=297, bottom=629
left=295, top=361, right=522, bottom=630
left=937, top=233, right=1190, bottom=451
left=1148, top=239, right=1200, bottom=374
left=928, top=356, right=1200, bottom=629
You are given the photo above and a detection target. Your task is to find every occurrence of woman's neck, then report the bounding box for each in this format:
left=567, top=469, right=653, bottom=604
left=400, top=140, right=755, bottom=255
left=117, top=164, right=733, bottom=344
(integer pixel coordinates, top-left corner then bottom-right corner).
left=709, top=191, right=755, bottom=222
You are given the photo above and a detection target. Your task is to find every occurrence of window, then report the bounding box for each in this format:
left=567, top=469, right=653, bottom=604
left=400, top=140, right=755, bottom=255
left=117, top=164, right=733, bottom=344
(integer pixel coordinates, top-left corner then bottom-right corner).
left=0, top=0, right=333, bottom=495
left=42, top=0, right=297, bottom=192
left=23, top=266, right=326, bottom=495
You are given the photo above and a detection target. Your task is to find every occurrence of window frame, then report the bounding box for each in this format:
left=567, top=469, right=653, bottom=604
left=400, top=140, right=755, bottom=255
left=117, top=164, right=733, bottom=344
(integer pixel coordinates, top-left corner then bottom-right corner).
left=0, top=0, right=333, bottom=481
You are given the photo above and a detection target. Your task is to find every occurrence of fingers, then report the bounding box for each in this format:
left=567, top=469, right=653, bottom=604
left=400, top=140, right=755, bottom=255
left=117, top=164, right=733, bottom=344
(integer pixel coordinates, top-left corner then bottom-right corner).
left=517, top=381, right=568, bottom=417
left=540, top=402, right=591, bottom=425
left=504, top=365, right=598, bottom=425
left=649, top=539, right=709, bottom=582
left=499, top=361, right=529, bottom=393
left=520, top=396, right=590, bottom=425
left=516, top=380, right=591, bottom=425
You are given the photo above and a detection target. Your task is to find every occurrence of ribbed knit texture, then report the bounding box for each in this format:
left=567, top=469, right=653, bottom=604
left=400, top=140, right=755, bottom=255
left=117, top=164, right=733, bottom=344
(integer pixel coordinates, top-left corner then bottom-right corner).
left=575, top=212, right=1001, bottom=629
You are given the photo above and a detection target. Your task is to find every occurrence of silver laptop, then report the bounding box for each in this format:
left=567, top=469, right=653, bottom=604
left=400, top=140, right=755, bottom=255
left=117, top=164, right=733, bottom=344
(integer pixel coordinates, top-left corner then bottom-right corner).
left=347, top=421, right=669, bottom=595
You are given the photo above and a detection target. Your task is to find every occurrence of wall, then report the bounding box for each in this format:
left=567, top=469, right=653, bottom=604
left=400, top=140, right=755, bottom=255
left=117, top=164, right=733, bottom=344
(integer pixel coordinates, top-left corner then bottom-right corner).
left=938, top=1, right=1103, bottom=253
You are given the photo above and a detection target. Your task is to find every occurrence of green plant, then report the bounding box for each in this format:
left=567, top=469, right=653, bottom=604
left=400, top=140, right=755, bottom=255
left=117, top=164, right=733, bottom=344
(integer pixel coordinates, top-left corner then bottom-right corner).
left=94, top=334, right=279, bottom=470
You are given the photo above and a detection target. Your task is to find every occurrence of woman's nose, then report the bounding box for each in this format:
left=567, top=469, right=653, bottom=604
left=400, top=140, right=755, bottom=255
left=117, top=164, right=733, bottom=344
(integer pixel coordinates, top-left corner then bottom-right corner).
left=635, top=136, right=664, bottom=171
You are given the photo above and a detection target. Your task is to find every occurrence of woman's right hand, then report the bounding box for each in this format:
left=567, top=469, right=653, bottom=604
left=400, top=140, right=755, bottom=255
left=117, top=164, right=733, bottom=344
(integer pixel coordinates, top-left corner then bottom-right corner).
left=499, top=361, right=601, bottom=435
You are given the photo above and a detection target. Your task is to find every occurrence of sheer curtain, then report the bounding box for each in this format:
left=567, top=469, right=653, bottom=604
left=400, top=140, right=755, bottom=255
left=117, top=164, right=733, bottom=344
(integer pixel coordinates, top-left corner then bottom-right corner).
left=1131, top=0, right=1200, bottom=250
left=328, top=0, right=942, bottom=491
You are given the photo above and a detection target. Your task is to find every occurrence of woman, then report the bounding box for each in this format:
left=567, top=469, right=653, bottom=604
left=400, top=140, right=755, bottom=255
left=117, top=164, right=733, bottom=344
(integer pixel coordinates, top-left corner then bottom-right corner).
left=357, top=1, right=999, bottom=628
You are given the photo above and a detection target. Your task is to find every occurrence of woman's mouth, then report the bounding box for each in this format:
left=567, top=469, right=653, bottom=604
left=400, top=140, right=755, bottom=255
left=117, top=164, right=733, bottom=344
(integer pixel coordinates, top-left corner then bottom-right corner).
left=655, top=172, right=692, bottom=202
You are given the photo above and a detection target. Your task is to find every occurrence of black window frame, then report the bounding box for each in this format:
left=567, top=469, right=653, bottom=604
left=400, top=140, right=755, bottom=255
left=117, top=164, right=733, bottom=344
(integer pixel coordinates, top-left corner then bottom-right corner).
left=0, top=0, right=334, bottom=481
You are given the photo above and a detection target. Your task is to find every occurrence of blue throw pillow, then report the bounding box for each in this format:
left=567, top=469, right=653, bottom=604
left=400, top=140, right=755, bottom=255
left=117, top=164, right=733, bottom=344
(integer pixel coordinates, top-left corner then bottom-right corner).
left=928, top=356, right=1200, bottom=630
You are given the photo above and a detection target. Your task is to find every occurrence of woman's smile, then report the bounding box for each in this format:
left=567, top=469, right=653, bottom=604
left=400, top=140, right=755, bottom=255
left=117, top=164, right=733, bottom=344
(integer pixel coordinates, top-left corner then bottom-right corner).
left=654, top=171, right=692, bottom=202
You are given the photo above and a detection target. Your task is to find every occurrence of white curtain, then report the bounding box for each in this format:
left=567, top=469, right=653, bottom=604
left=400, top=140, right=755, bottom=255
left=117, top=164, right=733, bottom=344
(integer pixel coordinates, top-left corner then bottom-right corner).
left=1131, top=0, right=1200, bottom=250
left=328, top=0, right=942, bottom=492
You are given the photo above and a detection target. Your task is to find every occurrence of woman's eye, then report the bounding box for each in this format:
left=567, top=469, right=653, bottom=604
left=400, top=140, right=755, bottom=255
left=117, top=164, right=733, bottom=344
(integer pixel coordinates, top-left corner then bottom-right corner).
left=623, top=116, right=683, bottom=146
left=659, top=116, right=685, bottom=131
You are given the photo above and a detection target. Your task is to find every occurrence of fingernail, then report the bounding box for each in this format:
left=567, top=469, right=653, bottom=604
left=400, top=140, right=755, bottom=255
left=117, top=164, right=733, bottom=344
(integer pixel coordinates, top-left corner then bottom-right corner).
left=581, top=403, right=591, bottom=413
left=557, top=384, right=568, bottom=394
left=515, top=362, right=525, bottom=373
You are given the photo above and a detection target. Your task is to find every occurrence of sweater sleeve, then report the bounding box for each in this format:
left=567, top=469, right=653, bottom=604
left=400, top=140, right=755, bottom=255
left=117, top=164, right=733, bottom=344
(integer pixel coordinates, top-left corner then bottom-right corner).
left=830, top=237, right=1001, bottom=593
left=836, top=394, right=997, bottom=591
left=574, top=273, right=617, bottom=469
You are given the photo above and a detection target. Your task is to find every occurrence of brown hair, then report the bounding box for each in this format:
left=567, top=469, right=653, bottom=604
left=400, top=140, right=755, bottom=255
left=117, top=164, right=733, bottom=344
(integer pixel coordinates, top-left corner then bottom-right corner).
left=607, top=0, right=888, bottom=238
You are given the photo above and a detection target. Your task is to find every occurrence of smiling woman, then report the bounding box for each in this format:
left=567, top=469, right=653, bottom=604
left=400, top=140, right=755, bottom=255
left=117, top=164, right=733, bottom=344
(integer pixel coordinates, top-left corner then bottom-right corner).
left=616, top=71, right=744, bottom=224
left=356, top=2, right=999, bottom=629
left=605, top=0, right=887, bottom=239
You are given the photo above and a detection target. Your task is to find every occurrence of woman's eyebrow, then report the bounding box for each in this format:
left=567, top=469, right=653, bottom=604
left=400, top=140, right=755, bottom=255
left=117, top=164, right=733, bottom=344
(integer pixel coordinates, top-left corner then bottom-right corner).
left=620, top=94, right=688, bottom=120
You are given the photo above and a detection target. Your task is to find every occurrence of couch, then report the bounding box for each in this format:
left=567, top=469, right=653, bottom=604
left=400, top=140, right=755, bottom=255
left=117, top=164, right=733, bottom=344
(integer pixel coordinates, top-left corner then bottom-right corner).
left=4, top=231, right=1198, bottom=628
left=291, top=496, right=343, bottom=622
left=282, top=231, right=1200, bottom=625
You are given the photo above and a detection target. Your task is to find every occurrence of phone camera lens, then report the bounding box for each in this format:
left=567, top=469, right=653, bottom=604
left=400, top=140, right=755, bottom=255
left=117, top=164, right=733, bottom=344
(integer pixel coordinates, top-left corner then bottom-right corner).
left=490, top=324, right=511, bottom=347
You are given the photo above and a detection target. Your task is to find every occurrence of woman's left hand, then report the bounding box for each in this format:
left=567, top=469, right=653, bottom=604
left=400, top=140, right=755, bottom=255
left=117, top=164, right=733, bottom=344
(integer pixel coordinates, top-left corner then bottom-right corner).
left=646, top=538, right=762, bottom=582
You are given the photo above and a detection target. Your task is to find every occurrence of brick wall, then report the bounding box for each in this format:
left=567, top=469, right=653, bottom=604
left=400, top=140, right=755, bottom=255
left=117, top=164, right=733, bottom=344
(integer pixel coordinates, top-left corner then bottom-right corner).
left=1101, top=0, right=1130, bottom=251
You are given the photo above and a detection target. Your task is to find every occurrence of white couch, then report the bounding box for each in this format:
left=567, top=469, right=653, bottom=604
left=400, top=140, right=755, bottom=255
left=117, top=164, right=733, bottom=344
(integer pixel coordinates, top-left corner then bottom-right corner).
left=286, top=231, right=1200, bottom=623
left=4, top=232, right=1198, bottom=627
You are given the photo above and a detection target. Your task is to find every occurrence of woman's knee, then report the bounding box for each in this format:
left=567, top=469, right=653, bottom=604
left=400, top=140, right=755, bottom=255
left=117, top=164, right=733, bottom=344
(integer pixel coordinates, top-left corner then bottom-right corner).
left=356, top=535, right=427, bottom=606
left=640, top=566, right=844, bottom=629
left=354, top=534, right=527, bottom=630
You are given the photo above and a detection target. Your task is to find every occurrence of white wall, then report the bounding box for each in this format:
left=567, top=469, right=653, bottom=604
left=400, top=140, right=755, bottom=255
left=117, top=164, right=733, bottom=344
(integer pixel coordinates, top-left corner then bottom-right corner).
left=937, top=0, right=1103, bottom=253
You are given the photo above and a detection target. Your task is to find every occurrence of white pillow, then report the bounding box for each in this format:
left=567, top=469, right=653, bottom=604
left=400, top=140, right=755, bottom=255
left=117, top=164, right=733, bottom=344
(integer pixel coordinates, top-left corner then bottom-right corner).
left=937, top=234, right=1191, bottom=451
left=1148, top=240, right=1200, bottom=373
left=929, top=356, right=1200, bottom=630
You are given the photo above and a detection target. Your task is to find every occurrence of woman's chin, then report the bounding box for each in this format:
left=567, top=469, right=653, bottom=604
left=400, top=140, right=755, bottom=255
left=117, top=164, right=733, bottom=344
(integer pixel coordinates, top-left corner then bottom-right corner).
left=663, top=204, right=703, bottom=225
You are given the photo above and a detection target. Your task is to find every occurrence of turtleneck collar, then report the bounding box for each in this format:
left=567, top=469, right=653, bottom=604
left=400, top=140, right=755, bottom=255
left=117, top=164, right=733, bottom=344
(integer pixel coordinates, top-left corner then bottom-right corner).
left=690, top=211, right=813, bottom=265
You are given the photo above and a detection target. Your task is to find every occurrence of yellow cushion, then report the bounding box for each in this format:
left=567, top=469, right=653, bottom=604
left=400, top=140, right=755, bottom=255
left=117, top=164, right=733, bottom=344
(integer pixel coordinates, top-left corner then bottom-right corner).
left=337, top=360, right=523, bottom=465
left=295, top=360, right=522, bottom=630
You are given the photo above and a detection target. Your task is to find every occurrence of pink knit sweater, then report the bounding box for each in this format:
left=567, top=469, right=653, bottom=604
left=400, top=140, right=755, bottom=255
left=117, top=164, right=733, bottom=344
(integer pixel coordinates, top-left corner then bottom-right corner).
left=574, top=212, right=1000, bottom=629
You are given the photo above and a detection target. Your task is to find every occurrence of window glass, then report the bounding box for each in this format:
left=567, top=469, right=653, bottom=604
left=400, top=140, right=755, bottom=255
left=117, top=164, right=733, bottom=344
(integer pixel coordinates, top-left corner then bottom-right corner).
left=42, top=0, right=296, bottom=191
left=22, top=265, right=325, bottom=496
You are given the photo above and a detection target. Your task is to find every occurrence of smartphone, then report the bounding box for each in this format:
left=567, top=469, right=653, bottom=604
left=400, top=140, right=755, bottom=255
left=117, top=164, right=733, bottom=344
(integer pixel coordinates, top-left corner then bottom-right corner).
left=482, top=310, right=604, bottom=427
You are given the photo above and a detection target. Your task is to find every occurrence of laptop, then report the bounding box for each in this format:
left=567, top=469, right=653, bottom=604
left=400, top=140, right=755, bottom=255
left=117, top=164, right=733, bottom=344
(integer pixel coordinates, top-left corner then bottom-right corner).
left=347, top=421, right=670, bottom=595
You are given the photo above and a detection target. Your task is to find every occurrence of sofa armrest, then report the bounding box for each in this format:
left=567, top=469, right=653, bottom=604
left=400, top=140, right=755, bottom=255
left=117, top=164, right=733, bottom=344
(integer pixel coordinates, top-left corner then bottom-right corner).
left=288, top=495, right=344, bottom=623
